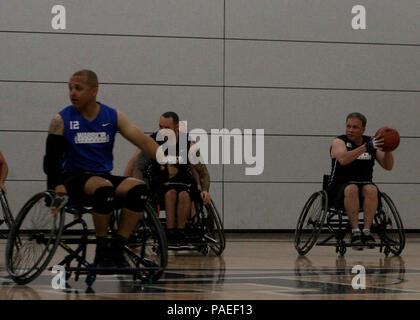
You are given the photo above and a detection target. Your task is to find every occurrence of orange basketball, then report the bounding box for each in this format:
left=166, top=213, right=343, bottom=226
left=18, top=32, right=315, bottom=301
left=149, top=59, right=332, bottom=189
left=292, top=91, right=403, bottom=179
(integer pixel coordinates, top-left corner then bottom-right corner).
left=375, top=127, right=400, bottom=152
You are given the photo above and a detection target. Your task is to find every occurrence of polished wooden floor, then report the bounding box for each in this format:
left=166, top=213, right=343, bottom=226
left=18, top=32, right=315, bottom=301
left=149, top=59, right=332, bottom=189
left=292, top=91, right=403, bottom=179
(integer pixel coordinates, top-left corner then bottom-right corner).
left=1, top=233, right=420, bottom=300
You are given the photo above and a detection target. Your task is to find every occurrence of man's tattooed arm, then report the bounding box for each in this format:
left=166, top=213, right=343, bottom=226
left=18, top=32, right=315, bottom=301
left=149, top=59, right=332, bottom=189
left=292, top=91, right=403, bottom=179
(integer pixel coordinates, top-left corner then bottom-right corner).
left=133, top=150, right=151, bottom=181
left=191, top=163, right=210, bottom=192
left=48, top=114, right=64, bottom=135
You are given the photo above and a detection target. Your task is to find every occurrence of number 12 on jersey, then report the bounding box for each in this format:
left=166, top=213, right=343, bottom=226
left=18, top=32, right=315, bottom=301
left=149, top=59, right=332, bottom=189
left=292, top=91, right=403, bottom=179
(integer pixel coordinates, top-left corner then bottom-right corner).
left=70, top=121, right=79, bottom=130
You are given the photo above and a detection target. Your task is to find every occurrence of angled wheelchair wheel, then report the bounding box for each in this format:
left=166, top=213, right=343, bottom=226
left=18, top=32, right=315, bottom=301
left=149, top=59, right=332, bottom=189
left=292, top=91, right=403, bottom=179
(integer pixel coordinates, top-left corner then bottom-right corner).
left=375, top=192, right=405, bottom=256
left=202, top=200, right=225, bottom=256
left=294, top=190, right=328, bottom=255
left=125, top=203, right=168, bottom=282
left=0, top=190, right=15, bottom=230
left=6, top=191, right=65, bottom=285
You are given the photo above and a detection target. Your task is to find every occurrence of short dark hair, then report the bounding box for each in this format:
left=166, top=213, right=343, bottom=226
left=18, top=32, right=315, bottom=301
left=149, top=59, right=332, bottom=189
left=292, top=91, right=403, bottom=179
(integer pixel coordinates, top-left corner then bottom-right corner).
left=346, top=112, right=367, bottom=127
left=161, top=111, right=179, bottom=125
left=72, top=69, right=98, bottom=87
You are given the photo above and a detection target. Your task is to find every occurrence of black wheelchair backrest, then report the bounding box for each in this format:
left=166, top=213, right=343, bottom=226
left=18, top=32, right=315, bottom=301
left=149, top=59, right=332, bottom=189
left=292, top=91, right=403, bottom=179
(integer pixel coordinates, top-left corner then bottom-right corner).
left=322, top=174, right=330, bottom=191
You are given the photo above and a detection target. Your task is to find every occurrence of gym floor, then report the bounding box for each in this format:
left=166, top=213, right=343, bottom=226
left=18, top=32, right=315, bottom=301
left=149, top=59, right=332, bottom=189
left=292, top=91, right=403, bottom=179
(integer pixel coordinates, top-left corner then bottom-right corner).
left=1, top=233, right=419, bottom=301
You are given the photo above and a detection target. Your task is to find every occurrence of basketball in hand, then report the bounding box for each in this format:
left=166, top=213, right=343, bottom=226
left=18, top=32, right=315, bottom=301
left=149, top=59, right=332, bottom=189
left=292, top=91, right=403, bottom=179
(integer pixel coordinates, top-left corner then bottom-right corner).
left=375, top=127, right=400, bottom=152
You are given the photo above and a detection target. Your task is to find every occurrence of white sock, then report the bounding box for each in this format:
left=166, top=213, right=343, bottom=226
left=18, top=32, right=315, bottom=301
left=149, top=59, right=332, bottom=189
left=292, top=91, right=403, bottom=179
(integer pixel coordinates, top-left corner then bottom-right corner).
left=352, top=228, right=361, bottom=234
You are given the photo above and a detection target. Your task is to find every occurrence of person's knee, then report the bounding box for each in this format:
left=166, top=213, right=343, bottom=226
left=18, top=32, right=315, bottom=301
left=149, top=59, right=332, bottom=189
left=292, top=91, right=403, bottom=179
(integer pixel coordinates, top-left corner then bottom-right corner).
left=363, top=185, right=378, bottom=200
left=178, top=191, right=191, bottom=204
left=165, top=189, right=177, bottom=201
left=92, top=186, right=115, bottom=214
left=123, top=184, right=149, bottom=212
left=344, top=184, right=359, bottom=199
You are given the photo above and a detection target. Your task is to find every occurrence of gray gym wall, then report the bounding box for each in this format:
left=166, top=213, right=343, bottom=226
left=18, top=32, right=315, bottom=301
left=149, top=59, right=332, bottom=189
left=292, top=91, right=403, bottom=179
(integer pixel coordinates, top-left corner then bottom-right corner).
left=0, top=0, right=419, bottom=230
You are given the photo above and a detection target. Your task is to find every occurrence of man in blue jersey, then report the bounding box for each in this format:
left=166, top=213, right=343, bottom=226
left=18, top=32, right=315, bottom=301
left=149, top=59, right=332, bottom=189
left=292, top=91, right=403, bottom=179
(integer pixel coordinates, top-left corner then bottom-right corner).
left=44, top=69, right=162, bottom=268
left=124, top=112, right=211, bottom=243
left=327, top=112, right=394, bottom=250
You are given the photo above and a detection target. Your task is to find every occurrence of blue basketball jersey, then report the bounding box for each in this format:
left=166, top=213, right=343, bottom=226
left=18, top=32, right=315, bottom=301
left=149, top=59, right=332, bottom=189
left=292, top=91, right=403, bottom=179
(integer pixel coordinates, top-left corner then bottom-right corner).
left=59, top=102, right=118, bottom=173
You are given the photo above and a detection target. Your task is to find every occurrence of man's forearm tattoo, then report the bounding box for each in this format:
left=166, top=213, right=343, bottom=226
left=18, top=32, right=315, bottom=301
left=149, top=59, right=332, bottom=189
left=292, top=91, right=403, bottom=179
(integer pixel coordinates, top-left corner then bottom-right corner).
left=194, top=163, right=210, bottom=192
left=49, top=116, right=64, bottom=135
left=133, top=151, right=151, bottom=181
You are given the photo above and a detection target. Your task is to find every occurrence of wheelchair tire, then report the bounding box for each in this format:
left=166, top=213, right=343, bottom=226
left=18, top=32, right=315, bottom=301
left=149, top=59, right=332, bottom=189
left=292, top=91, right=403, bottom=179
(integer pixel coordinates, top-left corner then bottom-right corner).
left=6, top=191, right=65, bottom=285
left=124, top=203, right=168, bottom=282
left=375, top=192, right=405, bottom=256
left=1, top=190, right=15, bottom=230
left=294, top=190, right=328, bottom=255
left=202, top=200, right=226, bottom=256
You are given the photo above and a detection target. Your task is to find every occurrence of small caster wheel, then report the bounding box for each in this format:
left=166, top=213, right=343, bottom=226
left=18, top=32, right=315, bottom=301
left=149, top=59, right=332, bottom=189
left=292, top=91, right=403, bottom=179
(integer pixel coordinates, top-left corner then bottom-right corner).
left=384, top=247, right=390, bottom=257
left=200, top=246, right=209, bottom=256
left=339, top=247, right=346, bottom=257
left=85, top=273, right=96, bottom=288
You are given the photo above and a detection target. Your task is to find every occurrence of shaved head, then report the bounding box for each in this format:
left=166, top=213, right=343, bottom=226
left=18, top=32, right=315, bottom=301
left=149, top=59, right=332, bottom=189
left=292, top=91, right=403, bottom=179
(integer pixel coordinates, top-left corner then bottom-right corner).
left=72, top=69, right=98, bottom=87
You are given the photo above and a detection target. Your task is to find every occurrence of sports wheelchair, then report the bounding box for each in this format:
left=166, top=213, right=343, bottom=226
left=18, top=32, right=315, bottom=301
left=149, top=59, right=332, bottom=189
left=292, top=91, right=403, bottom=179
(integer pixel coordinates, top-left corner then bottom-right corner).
left=5, top=190, right=168, bottom=288
left=153, top=193, right=225, bottom=256
left=294, top=175, right=405, bottom=257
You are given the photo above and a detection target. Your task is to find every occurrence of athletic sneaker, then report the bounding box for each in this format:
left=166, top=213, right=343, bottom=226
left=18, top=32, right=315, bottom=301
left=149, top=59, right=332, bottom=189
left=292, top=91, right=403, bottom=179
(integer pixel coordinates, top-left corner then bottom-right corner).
left=166, top=229, right=177, bottom=244
left=362, top=230, right=376, bottom=249
left=94, top=237, right=115, bottom=268
left=111, top=235, right=130, bottom=268
left=176, top=229, right=186, bottom=244
left=351, top=231, right=364, bottom=251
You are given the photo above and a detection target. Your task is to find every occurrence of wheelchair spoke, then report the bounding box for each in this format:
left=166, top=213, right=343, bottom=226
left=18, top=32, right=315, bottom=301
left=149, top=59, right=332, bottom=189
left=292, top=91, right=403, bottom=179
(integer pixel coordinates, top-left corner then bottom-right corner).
left=373, top=192, right=405, bottom=256
left=6, top=191, right=64, bottom=284
left=294, top=191, right=328, bottom=255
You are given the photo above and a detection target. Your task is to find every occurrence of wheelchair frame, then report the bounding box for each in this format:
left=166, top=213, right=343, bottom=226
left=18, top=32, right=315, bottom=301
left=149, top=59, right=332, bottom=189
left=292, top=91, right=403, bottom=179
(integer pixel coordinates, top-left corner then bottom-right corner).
left=0, top=190, right=15, bottom=238
left=156, top=197, right=226, bottom=256
left=5, top=190, right=168, bottom=289
left=294, top=177, right=405, bottom=257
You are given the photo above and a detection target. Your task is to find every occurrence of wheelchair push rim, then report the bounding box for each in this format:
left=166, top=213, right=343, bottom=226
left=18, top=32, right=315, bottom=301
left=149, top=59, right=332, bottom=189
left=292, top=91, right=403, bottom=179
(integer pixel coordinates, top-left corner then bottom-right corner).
left=375, top=192, right=405, bottom=256
left=202, top=199, right=226, bottom=256
left=5, top=191, right=65, bottom=285
left=294, top=190, right=328, bottom=255
left=123, top=203, right=168, bottom=282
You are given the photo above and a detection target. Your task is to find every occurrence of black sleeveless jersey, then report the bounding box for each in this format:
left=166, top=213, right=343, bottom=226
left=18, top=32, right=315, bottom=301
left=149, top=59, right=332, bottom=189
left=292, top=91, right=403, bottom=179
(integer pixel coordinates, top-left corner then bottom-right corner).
left=328, top=134, right=376, bottom=186
left=147, top=131, right=193, bottom=182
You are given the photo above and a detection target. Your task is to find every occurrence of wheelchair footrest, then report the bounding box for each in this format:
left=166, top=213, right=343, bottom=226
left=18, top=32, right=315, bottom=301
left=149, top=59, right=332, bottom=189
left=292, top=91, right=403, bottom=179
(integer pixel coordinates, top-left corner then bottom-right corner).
left=316, top=242, right=383, bottom=247
left=168, top=243, right=202, bottom=250
left=168, top=239, right=216, bottom=249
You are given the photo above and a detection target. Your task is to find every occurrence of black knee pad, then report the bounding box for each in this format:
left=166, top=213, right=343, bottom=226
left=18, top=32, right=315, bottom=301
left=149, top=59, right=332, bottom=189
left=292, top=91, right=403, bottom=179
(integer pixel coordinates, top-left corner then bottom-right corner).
left=92, top=186, right=115, bottom=214
left=123, top=184, right=149, bottom=212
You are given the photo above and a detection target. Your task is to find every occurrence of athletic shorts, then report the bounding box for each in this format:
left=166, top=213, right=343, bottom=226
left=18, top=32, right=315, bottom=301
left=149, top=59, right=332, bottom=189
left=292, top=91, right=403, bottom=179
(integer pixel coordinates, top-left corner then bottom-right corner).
left=62, top=171, right=127, bottom=207
left=161, top=172, right=194, bottom=196
left=327, top=181, right=378, bottom=210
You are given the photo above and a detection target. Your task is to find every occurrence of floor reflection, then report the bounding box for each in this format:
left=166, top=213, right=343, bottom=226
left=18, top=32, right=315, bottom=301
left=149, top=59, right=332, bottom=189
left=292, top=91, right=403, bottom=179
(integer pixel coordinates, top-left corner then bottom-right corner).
left=293, top=255, right=407, bottom=295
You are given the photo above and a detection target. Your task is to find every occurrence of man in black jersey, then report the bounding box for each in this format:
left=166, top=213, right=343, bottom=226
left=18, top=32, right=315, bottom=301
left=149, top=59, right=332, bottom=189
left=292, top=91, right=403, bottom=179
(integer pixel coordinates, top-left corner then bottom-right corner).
left=327, top=112, right=394, bottom=250
left=124, top=112, right=211, bottom=243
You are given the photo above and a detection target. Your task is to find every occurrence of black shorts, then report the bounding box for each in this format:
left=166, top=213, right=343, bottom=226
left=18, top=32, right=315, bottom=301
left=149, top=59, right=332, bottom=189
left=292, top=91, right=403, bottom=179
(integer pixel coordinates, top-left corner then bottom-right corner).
left=150, top=172, right=199, bottom=205
left=161, top=172, right=195, bottom=196
left=327, top=181, right=377, bottom=209
left=62, top=172, right=127, bottom=207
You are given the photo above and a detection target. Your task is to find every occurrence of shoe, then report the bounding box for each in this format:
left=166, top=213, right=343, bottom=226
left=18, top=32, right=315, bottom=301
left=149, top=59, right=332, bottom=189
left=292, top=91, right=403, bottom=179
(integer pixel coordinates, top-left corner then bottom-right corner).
left=114, top=252, right=130, bottom=268
left=166, top=229, right=177, bottom=244
left=176, top=229, right=186, bottom=244
left=362, top=230, right=376, bottom=249
left=184, top=227, right=200, bottom=242
left=351, top=231, right=364, bottom=251
left=93, top=237, right=115, bottom=268
left=111, top=235, right=130, bottom=268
